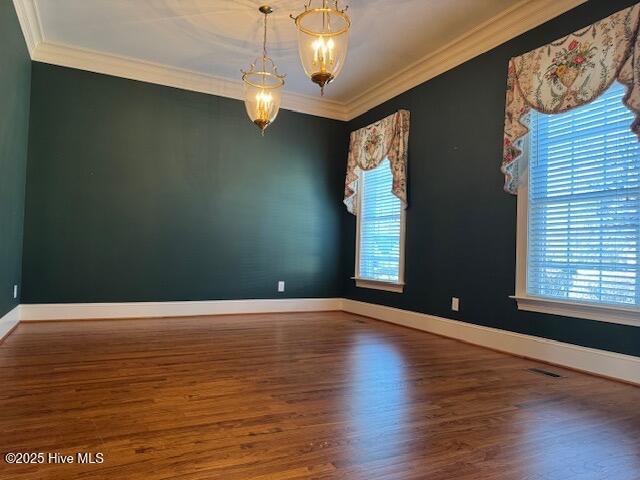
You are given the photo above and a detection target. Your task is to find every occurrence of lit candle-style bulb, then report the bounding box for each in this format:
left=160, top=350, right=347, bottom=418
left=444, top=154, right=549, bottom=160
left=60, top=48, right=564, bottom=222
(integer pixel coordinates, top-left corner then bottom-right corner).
left=312, top=38, right=321, bottom=66
left=255, top=90, right=273, bottom=123
left=311, top=36, right=335, bottom=72
left=327, top=38, right=335, bottom=64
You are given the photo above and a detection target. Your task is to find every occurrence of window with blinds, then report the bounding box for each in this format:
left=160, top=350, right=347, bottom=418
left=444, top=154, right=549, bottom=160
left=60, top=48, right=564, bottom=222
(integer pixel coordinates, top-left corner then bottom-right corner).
left=527, top=81, right=640, bottom=307
left=357, top=158, right=403, bottom=284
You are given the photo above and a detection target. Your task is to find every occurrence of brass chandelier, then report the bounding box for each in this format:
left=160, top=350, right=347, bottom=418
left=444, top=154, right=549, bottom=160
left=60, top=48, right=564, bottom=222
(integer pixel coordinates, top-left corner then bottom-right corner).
left=291, top=0, right=350, bottom=95
left=241, top=5, right=285, bottom=135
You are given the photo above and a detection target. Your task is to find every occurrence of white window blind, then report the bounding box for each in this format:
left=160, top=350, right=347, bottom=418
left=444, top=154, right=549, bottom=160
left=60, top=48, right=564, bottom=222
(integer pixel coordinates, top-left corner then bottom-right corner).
left=528, top=81, right=640, bottom=307
left=358, top=159, right=402, bottom=283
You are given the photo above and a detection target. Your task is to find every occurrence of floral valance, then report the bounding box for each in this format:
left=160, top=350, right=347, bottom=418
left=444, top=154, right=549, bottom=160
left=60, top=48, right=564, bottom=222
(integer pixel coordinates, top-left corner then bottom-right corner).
left=344, top=110, right=410, bottom=215
left=502, top=3, right=640, bottom=194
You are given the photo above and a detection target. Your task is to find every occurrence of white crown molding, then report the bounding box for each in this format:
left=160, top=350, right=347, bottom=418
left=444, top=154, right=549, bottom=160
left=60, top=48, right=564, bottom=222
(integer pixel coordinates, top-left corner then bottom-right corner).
left=342, top=299, right=640, bottom=386
left=19, top=298, right=343, bottom=321
left=14, top=0, right=586, bottom=120
left=344, top=0, right=587, bottom=119
left=12, top=0, right=43, bottom=56
left=31, top=42, right=350, bottom=121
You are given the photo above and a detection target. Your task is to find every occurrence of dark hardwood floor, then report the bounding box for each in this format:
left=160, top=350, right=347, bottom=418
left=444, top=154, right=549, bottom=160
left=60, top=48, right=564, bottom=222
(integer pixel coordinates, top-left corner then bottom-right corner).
left=1, top=312, right=639, bottom=479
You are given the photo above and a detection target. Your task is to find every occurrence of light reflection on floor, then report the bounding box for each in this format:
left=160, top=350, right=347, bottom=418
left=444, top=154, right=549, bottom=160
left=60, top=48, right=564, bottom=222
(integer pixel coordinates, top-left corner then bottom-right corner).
left=345, top=333, right=410, bottom=464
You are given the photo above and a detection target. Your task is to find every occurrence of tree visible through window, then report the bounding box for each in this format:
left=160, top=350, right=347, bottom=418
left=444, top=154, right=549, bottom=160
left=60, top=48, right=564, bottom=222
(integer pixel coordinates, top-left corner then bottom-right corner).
left=527, top=81, right=639, bottom=307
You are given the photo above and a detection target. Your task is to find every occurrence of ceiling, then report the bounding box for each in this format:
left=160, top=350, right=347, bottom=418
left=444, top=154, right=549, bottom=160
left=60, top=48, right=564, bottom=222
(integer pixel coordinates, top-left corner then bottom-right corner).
left=15, top=0, right=586, bottom=119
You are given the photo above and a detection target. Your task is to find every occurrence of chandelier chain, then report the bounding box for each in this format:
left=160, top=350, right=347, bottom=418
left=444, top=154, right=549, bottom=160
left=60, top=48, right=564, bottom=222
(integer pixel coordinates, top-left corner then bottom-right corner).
left=262, top=10, right=268, bottom=63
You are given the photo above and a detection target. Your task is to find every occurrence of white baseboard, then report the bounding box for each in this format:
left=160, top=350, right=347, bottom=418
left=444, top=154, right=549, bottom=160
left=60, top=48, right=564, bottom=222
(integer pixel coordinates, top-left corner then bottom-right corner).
left=0, top=306, right=21, bottom=342
left=342, top=299, right=640, bottom=385
left=7, top=297, right=639, bottom=385
left=20, top=298, right=343, bottom=321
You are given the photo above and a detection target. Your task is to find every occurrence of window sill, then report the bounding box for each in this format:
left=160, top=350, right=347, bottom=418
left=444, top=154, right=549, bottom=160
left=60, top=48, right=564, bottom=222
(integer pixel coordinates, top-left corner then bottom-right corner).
left=511, top=295, right=640, bottom=327
left=353, top=277, right=404, bottom=293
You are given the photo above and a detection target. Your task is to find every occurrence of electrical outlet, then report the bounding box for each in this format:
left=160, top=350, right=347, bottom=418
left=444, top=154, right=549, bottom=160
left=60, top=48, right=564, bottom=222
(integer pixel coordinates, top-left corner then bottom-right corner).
left=451, top=297, right=459, bottom=312
left=278, top=281, right=285, bottom=293
left=13, top=285, right=18, bottom=299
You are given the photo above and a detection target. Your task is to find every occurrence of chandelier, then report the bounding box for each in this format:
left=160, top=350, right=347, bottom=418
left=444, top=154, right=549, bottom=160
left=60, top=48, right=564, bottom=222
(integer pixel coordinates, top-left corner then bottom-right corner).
left=291, top=1, right=350, bottom=95
left=241, top=5, right=285, bottom=135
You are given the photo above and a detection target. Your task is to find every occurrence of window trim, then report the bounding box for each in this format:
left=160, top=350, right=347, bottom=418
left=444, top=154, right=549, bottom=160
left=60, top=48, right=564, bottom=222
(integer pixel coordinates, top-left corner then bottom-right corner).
left=354, top=165, right=406, bottom=293
left=514, top=174, right=640, bottom=328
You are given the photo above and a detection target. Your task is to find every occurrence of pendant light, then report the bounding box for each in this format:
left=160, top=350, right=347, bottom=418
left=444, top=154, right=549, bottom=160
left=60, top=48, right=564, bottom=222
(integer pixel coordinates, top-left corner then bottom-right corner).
left=291, top=1, right=350, bottom=95
left=241, top=5, right=285, bottom=135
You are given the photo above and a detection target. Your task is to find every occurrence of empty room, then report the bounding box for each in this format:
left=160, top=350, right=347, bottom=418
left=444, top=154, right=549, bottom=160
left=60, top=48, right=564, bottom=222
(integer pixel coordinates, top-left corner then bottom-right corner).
left=1, top=0, right=640, bottom=478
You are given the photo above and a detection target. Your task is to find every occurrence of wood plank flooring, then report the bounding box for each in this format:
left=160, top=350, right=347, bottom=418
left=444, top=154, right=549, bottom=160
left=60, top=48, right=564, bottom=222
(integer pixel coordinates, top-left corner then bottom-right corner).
left=1, top=311, right=639, bottom=479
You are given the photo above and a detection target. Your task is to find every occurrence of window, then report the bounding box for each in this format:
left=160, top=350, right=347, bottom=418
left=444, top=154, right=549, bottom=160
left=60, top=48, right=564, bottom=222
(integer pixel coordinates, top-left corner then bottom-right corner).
left=515, top=81, right=640, bottom=326
left=354, top=158, right=406, bottom=292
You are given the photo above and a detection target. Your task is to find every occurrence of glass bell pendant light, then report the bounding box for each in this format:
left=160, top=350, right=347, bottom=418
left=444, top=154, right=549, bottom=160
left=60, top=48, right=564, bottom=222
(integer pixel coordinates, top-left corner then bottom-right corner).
left=291, top=1, right=350, bottom=95
left=241, top=5, right=285, bottom=135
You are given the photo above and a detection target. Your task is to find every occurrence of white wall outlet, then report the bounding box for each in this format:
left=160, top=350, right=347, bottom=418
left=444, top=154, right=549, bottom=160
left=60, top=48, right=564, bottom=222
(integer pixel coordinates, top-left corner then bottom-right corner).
left=13, top=285, right=18, bottom=299
left=278, top=281, right=285, bottom=293
left=451, top=297, right=460, bottom=312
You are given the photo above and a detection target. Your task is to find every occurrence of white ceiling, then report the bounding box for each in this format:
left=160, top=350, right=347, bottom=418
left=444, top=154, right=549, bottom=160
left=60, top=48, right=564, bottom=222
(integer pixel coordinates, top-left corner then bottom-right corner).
left=17, top=0, right=586, bottom=118
left=33, top=0, right=521, bottom=102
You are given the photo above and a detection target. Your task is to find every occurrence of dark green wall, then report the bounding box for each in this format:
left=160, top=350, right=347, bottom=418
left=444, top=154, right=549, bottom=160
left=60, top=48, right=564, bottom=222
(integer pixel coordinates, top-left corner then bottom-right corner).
left=342, top=0, right=640, bottom=357
left=0, top=1, right=31, bottom=318
left=23, top=64, right=347, bottom=303
left=18, top=0, right=640, bottom=357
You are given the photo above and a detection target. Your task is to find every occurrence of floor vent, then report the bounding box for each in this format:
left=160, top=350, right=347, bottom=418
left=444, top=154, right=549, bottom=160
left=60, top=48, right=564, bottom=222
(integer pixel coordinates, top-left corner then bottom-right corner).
left=528, top=368, right=562, bottom=378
